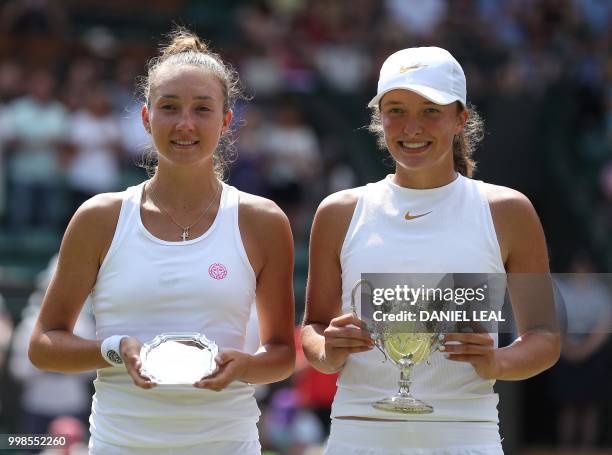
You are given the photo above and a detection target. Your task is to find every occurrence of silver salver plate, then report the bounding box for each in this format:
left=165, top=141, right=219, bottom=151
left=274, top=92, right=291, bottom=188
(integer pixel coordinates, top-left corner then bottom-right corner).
left=139, top=332, right=218, bottom=385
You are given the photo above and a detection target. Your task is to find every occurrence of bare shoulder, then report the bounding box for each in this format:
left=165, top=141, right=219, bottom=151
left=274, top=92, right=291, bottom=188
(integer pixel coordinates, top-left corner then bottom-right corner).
left=238, top=191, right=290, bottom=228
left=315, top=187, right=364, bottom=227
left=480, top=182, right=548, bottom=271
left=237, top=191, right=293, bottom=275
left=69, top=192, right=124, bottom=236
left=64, top=191, right=125, bottom=265
left=311, top=186, right=365, bottom=255
left=480, top=182, right=530, bottom=204
left=480, top=182, right=539, bottom=222
left=317, top=187, right=363, bottom=215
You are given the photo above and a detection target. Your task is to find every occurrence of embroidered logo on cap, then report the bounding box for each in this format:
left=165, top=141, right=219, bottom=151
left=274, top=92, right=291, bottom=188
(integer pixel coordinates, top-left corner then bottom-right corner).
left=399, top=64, right=428, bottom=73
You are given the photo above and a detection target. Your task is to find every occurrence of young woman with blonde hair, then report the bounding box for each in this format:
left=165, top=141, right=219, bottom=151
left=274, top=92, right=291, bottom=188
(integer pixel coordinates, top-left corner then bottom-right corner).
left=29, top=28, right=295, bottom=454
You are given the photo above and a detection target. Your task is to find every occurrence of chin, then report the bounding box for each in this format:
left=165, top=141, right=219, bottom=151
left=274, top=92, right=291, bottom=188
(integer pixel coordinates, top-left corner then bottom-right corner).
left=393, top=154, right=430, bottom=171
left=159, top=153, right=214, bottom=167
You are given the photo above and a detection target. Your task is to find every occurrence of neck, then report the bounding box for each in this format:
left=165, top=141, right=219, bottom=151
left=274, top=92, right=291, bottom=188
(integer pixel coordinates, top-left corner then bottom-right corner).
left=148, top=162, right=219, bottom=211
left=391, top=167, right=458, bottom=189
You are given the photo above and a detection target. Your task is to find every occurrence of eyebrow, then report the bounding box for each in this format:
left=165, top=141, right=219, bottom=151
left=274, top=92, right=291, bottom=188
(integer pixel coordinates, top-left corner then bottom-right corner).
left=381, top=99, right=437, bottom=107
left=159, top=95, right=215, bottom=100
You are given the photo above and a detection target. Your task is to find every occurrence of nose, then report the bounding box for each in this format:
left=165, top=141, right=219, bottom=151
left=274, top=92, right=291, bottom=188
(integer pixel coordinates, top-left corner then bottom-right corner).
left=402, top=116, right=423, bottom=137
left=176, top=109, right=196, bottom=131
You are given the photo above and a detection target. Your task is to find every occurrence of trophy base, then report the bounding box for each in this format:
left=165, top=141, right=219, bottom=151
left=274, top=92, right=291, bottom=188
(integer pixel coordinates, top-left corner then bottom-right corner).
left=373, top=396, right=434, bottom=414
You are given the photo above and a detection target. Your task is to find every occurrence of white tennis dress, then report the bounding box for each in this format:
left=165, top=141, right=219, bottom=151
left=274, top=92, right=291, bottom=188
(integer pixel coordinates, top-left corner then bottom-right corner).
left=89, top=181, right=260, bottom=454
left=327, top=175, right=506, bottom=454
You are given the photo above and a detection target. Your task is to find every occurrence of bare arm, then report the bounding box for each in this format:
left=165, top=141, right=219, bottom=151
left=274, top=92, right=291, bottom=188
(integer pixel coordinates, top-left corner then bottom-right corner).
left=28, top=194, right=121, bottom=373
left=445, top=186, right=561, bottom=380
left=301, top=190, right=373, bottom=374
left=195, top=196, right=295, bottom=389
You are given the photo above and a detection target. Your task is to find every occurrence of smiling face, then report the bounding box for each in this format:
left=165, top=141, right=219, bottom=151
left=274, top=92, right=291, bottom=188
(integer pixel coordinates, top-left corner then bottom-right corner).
left=379, top=89, right=467, bottom=187
left=141, top=65, right=232, bottom=169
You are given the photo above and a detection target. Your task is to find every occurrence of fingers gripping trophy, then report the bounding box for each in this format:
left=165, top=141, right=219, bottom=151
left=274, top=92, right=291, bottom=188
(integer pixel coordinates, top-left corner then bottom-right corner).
left=351, top=279, right=445, bottom=413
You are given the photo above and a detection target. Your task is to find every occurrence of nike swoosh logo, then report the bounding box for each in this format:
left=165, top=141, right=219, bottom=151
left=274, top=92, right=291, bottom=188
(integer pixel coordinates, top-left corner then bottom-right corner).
left=399, top=64, right=427, bottom=73
left=404, top=211, right=432, bottom=221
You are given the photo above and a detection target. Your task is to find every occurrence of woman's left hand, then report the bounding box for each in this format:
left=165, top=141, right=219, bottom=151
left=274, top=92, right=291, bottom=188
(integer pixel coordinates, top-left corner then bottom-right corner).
left=193, top=350, right=251, bottom=391
left=441, top=333, right=500, bottom=380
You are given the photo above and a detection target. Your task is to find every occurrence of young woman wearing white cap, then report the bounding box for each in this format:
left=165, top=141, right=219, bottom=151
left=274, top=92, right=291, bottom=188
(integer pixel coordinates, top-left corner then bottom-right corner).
left=301, top=47, right=560, bottom=454
left=29, top=28, right=295, bottom=454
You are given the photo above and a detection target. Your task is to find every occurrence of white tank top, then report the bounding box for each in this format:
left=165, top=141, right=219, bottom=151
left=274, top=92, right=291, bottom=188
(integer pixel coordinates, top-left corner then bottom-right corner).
left=89, top=181, right=260, bottom=448
left=333, top=174, right=506, bottom=422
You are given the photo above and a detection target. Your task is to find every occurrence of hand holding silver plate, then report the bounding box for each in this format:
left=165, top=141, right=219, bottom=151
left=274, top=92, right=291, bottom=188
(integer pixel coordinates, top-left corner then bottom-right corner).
left=139, top=332, right=218, bottom=385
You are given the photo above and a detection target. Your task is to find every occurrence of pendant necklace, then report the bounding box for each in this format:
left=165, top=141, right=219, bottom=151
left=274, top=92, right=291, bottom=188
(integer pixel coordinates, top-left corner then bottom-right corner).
left=148, top=181, right=220, bottom=241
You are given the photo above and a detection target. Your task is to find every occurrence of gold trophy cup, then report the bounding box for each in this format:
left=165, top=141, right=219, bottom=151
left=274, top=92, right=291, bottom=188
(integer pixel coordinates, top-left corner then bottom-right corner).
left=351, top=279, right=444, bottom=413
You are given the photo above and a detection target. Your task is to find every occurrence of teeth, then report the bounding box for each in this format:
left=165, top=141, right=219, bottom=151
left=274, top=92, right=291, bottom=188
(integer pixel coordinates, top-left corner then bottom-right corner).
left=174, top=140, right=197, bottom=145
left=401, top=142, right=428, bottom=149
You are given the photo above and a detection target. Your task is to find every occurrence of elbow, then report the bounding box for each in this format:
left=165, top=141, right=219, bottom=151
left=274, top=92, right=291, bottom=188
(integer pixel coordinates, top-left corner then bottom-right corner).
left=28, top=336, right=45, bottom=371
left=281, top=344, right=297, bottom=381
left=28, top=331, right=52, bottom=372
left=279, top=357, right=296, bottom=382
left=264, top=341, right=296, bottom=383
left=549, top=332, right=561, bottom=368
left=532, top=331, right=561, bottom=376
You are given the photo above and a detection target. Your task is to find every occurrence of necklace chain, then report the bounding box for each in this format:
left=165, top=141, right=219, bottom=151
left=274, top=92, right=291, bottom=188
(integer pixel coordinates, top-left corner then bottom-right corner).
left=148, top=181, right=220, bottom=241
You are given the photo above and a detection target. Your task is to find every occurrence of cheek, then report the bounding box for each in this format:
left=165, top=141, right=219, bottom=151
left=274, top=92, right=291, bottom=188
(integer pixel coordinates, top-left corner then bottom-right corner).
left=381, top=115, right=392, bottom=128
left=381, top=116, right=400, bottom=137
left=430, top=118, right=457, bottom=140
left=381, top=119, right=396, bottom=146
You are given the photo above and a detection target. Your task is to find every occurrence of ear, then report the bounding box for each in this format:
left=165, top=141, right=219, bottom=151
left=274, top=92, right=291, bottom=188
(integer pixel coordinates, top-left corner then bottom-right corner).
left=222, top=109, right=233, bottom=133
left=454, top=107, right=469, bottom=135
left=141, top=104, right=151, bottom=134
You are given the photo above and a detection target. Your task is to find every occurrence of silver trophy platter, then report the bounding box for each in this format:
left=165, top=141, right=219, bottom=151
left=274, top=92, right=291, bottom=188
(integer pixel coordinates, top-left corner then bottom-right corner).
left=139, top=332, right=218, bottom=385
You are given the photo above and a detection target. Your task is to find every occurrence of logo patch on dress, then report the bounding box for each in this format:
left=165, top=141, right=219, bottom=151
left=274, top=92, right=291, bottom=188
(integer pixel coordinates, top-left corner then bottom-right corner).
left=208, top=263, right=228, bottom=280
left=404, top=210, right=432, bottom=221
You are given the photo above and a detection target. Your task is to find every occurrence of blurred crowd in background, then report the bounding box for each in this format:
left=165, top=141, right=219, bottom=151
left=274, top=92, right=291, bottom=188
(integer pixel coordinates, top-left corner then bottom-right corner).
left=0, top=0, right=610, bottom=454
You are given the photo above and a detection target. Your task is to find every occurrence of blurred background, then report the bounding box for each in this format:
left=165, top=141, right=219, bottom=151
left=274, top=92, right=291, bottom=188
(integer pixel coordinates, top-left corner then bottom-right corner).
left=0, top=0, right=610, bottom=454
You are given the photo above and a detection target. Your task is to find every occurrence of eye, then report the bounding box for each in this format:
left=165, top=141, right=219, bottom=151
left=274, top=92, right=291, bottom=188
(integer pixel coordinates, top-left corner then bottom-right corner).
left=386, top=107, right=404, bottom=115
left=196, top=106, right=211, bottom=112
left=425, top=107, right=441, bottom=114
left=160, top=104, right=175, bottom=111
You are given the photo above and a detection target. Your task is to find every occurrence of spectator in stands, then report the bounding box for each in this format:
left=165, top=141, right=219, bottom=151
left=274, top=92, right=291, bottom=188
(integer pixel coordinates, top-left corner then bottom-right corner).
left=1, top=68, right=68, bottom=231
left=9, top=254, right=94, bottom=435
left=551, top=255, right=612, bottom=448
left=261, top=100, right=322, bottom=239
left=0, top=294, right=13, bottom=418
left=65, top=82, right=123, bottom=219
left=41, top=415, right=88, bottom=455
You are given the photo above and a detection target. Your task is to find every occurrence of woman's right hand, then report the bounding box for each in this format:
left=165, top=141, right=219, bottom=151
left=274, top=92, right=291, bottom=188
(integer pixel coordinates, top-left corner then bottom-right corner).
left=120, top=336, right=156, bottom=389
left=322, top=313, right=374, bottom=371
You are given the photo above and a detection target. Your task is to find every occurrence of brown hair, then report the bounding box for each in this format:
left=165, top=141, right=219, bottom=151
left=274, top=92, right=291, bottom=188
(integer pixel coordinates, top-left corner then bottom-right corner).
left=367, top=102, right=484, bottom=177
left=138, top=27, right=244, bottom=178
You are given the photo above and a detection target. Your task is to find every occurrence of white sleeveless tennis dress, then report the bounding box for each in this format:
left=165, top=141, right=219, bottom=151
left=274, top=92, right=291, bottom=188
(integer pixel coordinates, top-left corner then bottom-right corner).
left=326, top=175, right=506, bottom=454
left=88, top=181, right=261, bottom=454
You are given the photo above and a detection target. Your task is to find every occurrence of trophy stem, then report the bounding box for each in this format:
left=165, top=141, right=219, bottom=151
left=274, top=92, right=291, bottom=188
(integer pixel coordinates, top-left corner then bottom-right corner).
left=373, top=356, right=434, bottom=414
left=398, top=363, right=413, bottom=397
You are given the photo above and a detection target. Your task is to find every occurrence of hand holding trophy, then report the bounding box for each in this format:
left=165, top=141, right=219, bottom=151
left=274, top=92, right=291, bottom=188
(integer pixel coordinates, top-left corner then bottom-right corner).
left=351, top=279, right=445, bottom=413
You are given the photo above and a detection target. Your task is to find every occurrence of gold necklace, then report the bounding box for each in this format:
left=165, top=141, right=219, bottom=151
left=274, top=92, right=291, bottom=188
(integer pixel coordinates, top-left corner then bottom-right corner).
left=148, top=181, right=220, bottom=241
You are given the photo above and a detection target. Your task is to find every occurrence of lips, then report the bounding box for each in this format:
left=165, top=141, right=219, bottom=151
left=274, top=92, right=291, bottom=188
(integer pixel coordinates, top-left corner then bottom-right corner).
left=170, top=140, right=200, bottom=147
left=398, top=141, right=431, bottom=153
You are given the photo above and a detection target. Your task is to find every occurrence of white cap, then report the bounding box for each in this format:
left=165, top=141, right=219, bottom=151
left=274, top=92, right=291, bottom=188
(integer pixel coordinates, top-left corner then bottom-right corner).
left=368, top=47, right=466, bottom=108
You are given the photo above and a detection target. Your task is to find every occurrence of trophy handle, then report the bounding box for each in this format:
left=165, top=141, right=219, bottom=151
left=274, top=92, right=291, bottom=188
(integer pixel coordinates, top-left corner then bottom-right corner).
left=351, top=279, right=389, bottom=363
left=350, top=278, right=373, bottom=316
